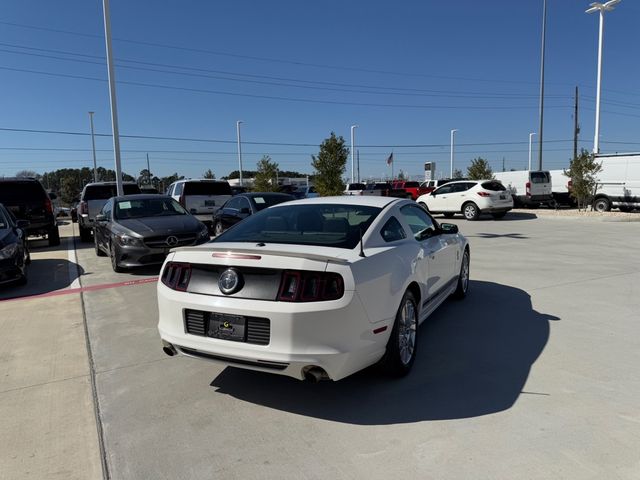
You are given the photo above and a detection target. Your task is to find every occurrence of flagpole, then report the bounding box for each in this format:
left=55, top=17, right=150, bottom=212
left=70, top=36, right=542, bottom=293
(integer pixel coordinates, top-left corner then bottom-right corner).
left=391, top=151, right=394, bottom=180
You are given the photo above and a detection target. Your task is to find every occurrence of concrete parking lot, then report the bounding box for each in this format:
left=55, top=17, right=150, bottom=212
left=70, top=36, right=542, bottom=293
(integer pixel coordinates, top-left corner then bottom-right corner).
left=1, top=213, right=639, bottom=479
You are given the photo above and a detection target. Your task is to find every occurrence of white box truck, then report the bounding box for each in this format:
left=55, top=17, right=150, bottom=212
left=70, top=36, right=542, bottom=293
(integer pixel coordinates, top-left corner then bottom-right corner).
left=548, top=169, right=574, bottom=206
left=592, top=153, right=640, bottom=212
left=493, top=170, right=553, bottom=207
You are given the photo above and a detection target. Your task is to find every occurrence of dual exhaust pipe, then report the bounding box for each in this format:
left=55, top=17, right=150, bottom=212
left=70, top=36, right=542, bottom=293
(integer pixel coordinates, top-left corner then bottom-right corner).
left=162, top=341, right=329, bottom=383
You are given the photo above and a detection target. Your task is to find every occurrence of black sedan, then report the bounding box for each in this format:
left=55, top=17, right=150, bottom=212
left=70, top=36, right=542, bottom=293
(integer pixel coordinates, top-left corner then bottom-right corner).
left=93, top=195, right=210, bottom=273
left=212, top=192, right=294, bottom=236
left=0, top=203, right=30, bottom=286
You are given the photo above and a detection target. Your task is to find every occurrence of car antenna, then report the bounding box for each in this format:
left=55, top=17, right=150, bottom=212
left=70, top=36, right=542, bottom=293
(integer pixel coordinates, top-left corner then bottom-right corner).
left=359, top=227, right=366, bottom=258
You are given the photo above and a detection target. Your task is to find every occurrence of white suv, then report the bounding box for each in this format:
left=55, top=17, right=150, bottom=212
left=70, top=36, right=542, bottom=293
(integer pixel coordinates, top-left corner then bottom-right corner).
left=167, top=179, right=232, bottom=229
left=416, top=180, right=513, bottom=220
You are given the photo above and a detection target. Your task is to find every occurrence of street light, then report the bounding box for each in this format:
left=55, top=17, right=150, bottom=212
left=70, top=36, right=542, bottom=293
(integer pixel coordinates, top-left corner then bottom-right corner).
left=528, top=132, right=536, bottom=170
left=88, top=111, right=98, bottom=182
left=586, top=0, right=621, bottom=154
left=450, top=129, right=458, bottom=178
left=537, top=0, right=547, bottom=171
left=100, top=0, right=124, bottom=196
left=350, top=125, right=358, bottom=184
left=236, top=121, right=244, bottom=187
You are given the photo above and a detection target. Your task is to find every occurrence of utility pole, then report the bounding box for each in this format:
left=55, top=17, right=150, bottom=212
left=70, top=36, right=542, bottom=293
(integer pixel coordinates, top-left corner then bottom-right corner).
left=357, top=150, right=360, bottom=183
left=101, top=0, right=124, bottom=196
left=88, top=111, right=98, bottom=183
left=573, top=86, right=580, bottom=159
left=537, top=0, right=547, bottom=171
left=502, top=157, right=505, bottom=172
left=236, top=121, right=244, bottom=187
left=146, top=153, right=151, bottom=185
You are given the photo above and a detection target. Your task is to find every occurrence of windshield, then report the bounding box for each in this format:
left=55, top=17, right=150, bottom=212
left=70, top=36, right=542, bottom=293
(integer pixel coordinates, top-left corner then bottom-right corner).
left=84, top=184, right=141, bottom=200
left=347, top=183, right=365, bottom=190
left=114, top=198, right=188, bottom=219
left=183, top=182, right=232, bottom=195
left=215, top=204, right=382, bottom=249
left=251, top=194, right=293, bottom=211
left=530, top=171, right=550, bottom=184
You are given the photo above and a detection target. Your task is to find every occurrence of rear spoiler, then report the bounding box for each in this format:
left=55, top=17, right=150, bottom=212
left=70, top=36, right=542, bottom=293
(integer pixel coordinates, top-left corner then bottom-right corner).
left=171, top=246, right=351, bottom=265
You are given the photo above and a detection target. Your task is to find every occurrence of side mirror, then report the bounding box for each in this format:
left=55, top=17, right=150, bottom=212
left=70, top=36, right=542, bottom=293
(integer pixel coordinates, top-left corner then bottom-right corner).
left=95, top=214, right=107, bottom=222
left=440, top=223, right=458, bottom=234
left=430, top=191, right=436, bottom=196
left=16, top=219, right=30, bottom=229
left=48, top=192, right=58, bottom=200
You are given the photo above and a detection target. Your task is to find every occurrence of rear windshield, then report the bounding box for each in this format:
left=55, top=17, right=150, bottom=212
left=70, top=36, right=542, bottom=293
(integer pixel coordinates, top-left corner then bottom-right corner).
left=403, top=182, right=419, bottom=188
left=115, top=198, right=187, bottom=219
left=530, top=172, right=550, bottom=184
left=251, top=195, right=293, bottom=212
left=347, top=183, right=366, bottom=190
left=0, top=182, right=46, bottom=203
left=215, top=204, right=382, bottom=249
left=84, top=184, right=141, bottom=200
left=481, top=181, right=507, bottom=191
left=183, top=182, right=232, bottom=196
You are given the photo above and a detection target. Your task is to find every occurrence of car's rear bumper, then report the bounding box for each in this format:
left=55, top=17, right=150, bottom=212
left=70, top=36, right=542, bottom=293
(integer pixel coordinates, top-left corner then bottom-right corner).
left=157, top=283, right=388, bottom=381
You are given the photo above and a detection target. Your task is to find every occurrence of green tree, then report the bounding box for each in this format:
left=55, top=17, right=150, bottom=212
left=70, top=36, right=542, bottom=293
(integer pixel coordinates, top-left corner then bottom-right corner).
left=467, top=158, right=494, bottom=180
left=253, top=155, right=280, bottom=192
left=15, top=170, right=39, bottom=178
left=203, top=169, right=216, bottom=179
left=452, top=169, right=464, bottom=179
left=565, top=149, right=602, bottom=211
left=311, top=132, right=348, bottom=196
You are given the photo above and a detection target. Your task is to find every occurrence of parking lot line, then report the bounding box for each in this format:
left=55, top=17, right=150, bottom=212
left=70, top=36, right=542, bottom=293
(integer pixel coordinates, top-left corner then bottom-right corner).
left=0, top=276, right=159, bottom=303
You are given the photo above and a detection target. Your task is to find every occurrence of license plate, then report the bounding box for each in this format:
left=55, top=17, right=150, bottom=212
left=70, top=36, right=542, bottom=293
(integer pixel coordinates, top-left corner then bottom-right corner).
left=499, top=195, right=506, bottom=200
left=207, top=313, right=245, bottom=342
left=205, top=200, right=215, bottom=206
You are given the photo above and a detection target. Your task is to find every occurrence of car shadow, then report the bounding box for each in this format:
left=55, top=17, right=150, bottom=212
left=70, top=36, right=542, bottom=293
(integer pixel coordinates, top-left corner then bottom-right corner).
left=209, top=281, right=558, bottom=425
left=0, top=258, right=85, bottom=300
left=498, top=212, right=538, bottom=221
left=467, top=233, right=529, bottom=239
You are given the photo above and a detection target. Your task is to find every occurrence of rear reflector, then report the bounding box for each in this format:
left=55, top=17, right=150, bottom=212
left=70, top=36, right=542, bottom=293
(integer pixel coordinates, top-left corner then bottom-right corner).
left=373, top=326, right=388, bottom=334
left=476, top=191, right=491, bottom=197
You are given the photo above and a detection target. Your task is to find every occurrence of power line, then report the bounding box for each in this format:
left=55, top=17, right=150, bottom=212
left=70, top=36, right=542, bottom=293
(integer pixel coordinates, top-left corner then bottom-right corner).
left=0, top=65, right=568, bottom=111
left=0, top=126, right=578, bottom=148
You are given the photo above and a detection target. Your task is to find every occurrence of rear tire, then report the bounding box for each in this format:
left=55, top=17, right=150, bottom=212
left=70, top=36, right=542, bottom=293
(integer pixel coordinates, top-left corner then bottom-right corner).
left=48, top=226, right=60, bottom=247
left=593, top=197, right=611, bottom=212
left=443, top=212, right=455, bottom=219
left=491, top=211, right=507, bottom=219
left=379, top=291, right=418, bottom=377
left=462, top=202, right=480, bottom=221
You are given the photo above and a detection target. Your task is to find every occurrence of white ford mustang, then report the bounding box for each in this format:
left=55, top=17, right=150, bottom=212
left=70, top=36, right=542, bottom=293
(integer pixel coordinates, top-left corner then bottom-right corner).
left=157, top=196, right=469, bottom=381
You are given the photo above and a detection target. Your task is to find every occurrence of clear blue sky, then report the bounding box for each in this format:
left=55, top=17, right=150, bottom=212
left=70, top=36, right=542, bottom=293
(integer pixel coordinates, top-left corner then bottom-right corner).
left=1, top=0, right=639, bottom=181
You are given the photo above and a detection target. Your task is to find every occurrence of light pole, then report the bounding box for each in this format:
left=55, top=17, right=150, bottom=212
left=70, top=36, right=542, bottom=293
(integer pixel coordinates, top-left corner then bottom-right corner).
left=350, top=125, right=358, bottom=184
left=450, top=129, right=458, bottom=178
left=537, top=0, right=547, bottom=171
left=586, top=0, right=620, bottom=154
left=236, top=121, right=244, bottom=187
left=88, top=111, right=98, bottom=182
left=100, top=0, right=124, bottom=196
left=528, top=132, right=536, bottom=170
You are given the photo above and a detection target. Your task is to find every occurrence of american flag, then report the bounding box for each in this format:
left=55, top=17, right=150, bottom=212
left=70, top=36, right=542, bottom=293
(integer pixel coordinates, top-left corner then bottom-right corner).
left=386, top=152, right=393, bottom=165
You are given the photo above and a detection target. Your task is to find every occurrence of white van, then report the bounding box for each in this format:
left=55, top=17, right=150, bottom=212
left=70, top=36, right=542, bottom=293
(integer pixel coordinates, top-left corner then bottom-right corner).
left=592, top=153, right=640, bottom=212
left=548, top=169, right=574, bottom=206
left=493, top=170, right=553, bottom=207
left=167, top=179, right=232, bottom=228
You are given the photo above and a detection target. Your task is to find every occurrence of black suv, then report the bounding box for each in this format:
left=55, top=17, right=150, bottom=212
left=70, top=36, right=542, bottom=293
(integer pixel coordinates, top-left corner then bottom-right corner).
left=0, top=177, right=60, bottom=246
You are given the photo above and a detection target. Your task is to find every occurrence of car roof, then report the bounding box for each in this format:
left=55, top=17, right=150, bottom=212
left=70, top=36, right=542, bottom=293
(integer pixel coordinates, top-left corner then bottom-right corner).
left=243, top=192, right=293, bottom=198
left=112, top=194, right=172, bottom=201
left=84, top=181, right=138, bottom=187
left=270, top=195, right=401, bottom=208
left=173, top=179, right=228, bottom=183
left=0, top=177, right=41, bottom=182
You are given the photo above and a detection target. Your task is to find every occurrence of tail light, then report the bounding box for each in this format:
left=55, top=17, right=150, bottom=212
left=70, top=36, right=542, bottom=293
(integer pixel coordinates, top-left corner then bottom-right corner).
left=277, top=270, right=344, bottom=302
left=525, top=181, right=531, bottom=197
left=79, top=201, right=88, bottom=214
left=44, top=198, right=53, bottom=214
left=567, top=180, right=572, bottom=191
left=161, top=262, right=192, bottom=291
left=476, top=191, right=490, bottom=197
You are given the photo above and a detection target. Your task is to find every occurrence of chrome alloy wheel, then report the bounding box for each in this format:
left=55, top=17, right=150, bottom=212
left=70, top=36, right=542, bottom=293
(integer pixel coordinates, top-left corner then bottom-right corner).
left=398, top=298, right=417, bottom=365
left=460, top=250, right=470, bottom=293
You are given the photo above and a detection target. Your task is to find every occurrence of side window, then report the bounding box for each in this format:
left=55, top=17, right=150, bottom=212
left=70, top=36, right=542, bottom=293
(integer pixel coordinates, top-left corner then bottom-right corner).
left=174, top=183, right=183, bottom=196
left=225, top=197, right=242, bottom=210
left=166, top=185, right=174, bottom=196
left=400, top=205, right=437, bottom=240
left=451, top=183, right=474, bottom=193
left=435, top=185, right=453, bottom=195
left=101, top=200, right=112, bottom=219
left=380, top=216, right=407, bottom=243
left=237, top=197, right=251, bottom=211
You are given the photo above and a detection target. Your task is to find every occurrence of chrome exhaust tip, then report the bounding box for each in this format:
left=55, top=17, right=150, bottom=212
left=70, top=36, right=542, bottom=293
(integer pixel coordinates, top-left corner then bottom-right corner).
left=303, top=366, right=329, bottom=383
left=162, top=341, right=177, bottom=357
